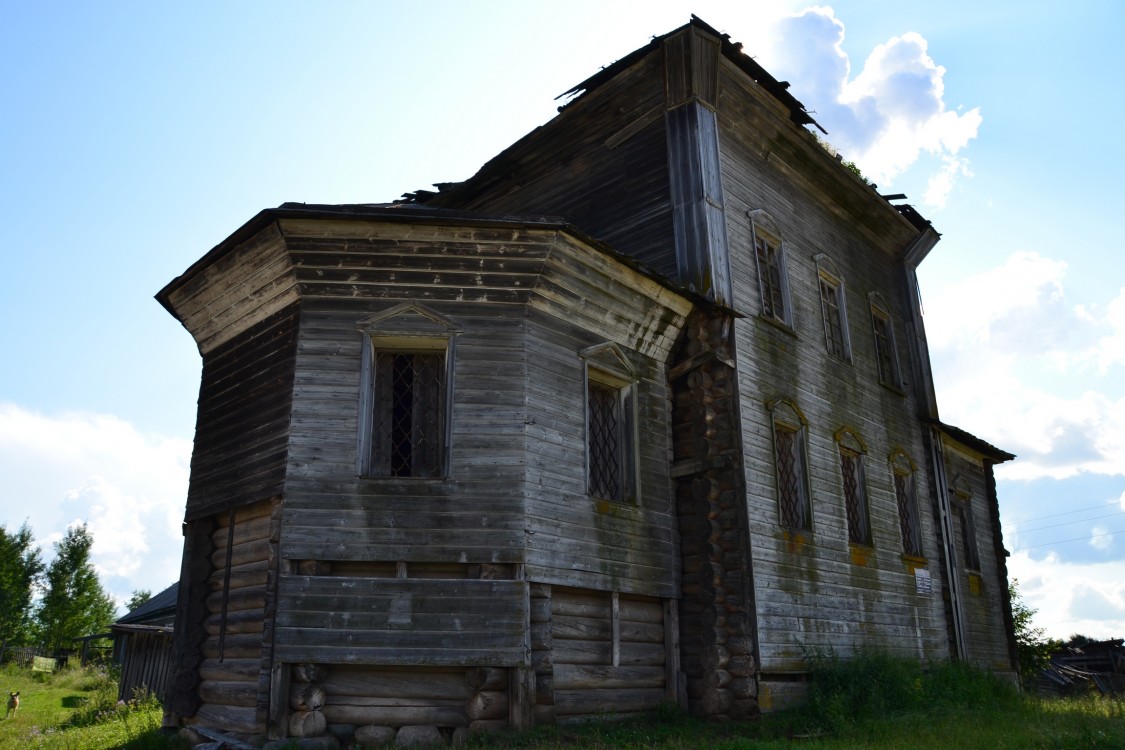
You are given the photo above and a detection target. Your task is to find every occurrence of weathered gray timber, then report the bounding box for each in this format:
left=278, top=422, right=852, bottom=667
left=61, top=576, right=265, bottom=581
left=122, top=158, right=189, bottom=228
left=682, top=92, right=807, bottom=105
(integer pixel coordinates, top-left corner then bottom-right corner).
left=159, top=14, right=1017, bottom=741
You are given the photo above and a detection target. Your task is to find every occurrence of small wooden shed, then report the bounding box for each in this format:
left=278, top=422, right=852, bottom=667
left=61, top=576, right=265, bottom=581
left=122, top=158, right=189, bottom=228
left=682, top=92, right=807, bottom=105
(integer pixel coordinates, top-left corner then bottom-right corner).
left=113, top=583, right=178, bottom=702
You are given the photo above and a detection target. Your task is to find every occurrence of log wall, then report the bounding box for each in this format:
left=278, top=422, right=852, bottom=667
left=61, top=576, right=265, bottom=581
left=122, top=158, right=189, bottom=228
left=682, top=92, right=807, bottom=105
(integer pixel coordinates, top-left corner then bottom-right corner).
left=670, top=309, right=758, bottom=720
left=184, top=499, right=280, bottom=737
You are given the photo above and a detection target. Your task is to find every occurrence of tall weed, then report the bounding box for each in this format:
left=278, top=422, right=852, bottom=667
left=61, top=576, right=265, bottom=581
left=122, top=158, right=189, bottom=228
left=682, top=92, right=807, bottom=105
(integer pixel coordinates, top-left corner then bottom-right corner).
left=803, top=648, right=1019, bottom=732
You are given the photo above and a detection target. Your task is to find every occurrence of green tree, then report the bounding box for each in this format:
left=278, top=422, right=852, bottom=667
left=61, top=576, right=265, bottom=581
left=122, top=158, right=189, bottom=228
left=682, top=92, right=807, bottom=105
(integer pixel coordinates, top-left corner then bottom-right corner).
left=35, top=524, right=117, bottom=652
left=125, top=589, right=152, bottom=613
left=0, top=521, right=44, bottom=645
left=1009, top=578, right=1060, bottom=689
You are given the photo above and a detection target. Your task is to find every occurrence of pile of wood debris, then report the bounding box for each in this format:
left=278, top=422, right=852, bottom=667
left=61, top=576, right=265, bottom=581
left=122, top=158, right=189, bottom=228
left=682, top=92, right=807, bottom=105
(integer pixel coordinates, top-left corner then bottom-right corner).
left=1038, top=639, right=1125, bottom=697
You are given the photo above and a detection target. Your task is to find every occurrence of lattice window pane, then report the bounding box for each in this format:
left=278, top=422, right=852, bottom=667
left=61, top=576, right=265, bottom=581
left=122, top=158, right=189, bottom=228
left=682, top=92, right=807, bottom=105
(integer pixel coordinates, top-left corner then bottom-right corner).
left=774, top=424, right=809, bottom=530
left=371, top=351, right=444, bottom=477
left=588, top=381, right=622, bottom=501
left=840, top=450, right=870, bottom=545
left=819, top=278, right=847, bottom=359
left=894, top=472, right=923, bottom=557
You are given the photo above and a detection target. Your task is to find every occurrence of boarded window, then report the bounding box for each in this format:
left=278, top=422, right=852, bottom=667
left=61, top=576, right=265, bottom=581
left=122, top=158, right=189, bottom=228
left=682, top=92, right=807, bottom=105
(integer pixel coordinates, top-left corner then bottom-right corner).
left=773, top=419, right=810, bottom=531
left=839, top=448, right=871, bottom=546
left=894, top=464, right=924, bottom=558
left=955, top=500, right=981, bottom=571
left=369, top=350, right=445, bottom=477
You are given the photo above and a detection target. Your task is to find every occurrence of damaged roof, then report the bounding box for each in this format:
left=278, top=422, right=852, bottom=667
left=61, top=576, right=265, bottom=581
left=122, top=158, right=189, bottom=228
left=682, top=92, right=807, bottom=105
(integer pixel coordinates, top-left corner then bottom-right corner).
left=559, top=15, right=825, bottom=134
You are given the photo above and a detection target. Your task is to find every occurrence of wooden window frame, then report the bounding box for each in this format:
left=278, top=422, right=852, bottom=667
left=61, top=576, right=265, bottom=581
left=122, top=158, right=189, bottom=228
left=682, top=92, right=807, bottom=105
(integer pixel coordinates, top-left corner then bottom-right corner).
left=869, top=293, right=903, bottom=389
left=890, top=449, right=924, bottom=559
left=581, top=344, right=640, bottom=504
left=357, top=335, right=453, bottom=479
left=749, top=210, right=794, bottom=328
left=815, top=254, right=852, bottom=362
left=768, top=399, right=812, bottom=532
left=836, top=428, right=872, bottom=548
left=953, top=489, right=982, bottom=572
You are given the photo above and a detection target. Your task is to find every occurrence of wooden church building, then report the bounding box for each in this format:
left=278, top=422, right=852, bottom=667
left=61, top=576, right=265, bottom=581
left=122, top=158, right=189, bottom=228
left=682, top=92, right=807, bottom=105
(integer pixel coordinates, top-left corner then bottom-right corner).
left=157, top=17, right=1018, bottom=745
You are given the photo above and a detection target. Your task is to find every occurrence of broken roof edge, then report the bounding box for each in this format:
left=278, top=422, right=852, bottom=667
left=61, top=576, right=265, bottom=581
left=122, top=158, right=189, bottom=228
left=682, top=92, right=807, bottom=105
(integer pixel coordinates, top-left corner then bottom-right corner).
left=559, top=15, right=825, bottom=134
left=155, top=202, right=718, bottom=320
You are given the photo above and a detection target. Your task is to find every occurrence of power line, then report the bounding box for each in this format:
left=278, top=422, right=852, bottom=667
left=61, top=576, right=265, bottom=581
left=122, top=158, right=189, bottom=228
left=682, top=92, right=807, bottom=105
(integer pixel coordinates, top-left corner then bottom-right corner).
left=1017, top=510, right=1125, bottom=535
left=1005, top=500, right=1124, bottom=526
left=1018, top=528, right=1124, bottom=551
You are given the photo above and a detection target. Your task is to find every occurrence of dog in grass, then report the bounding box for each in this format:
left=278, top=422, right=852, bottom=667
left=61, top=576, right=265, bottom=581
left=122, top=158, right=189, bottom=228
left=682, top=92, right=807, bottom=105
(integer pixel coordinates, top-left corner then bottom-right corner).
left=5, top=691, right=17, bottom=719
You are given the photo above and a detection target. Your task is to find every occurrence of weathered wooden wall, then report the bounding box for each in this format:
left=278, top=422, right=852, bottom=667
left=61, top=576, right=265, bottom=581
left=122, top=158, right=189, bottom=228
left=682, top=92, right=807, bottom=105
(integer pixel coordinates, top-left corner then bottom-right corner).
left=942, top=444, right=1016, bottom=675
left=529, top=585, right=670, bottom=724
left=522, top=306, right=680, bottom=598
left=427, top=48, right=677, bottom=279
left=715, top=53, right=953, bottom=704
left=115, top=626, right=175, bottom=703
left=184, top=306, right=298, bottom=520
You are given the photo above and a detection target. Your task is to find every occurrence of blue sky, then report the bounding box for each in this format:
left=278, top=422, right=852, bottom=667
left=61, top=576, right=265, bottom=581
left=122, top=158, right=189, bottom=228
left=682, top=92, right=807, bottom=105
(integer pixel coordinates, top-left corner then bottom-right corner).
left=2, top=1, right=1123, bottom=639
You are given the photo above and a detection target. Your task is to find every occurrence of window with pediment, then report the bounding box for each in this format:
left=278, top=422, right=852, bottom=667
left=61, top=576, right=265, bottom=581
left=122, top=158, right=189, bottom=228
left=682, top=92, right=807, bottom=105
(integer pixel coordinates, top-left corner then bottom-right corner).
left=768, top=399, right=811, bottom=531
left=836, top=428, right=871, bottom=547
left=581, top=343, right=639, bottom=503
left=356, top=303, right=459, bottom=478
left=891, top=449, right=924, bottom=558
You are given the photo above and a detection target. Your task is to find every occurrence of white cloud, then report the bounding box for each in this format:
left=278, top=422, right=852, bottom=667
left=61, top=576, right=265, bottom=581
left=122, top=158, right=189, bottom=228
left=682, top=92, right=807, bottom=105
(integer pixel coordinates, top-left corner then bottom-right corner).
left=923, top=155, right=972, bottom=210
left=761, top=7, right=980, bottom=205
left=1010, top=550, right=1125, bottom=639
left=925, top=253, right=1125, bottom=480
left=0, top=403, right=190, bottom=610
left=1090, top=525, right=1115, bottom=551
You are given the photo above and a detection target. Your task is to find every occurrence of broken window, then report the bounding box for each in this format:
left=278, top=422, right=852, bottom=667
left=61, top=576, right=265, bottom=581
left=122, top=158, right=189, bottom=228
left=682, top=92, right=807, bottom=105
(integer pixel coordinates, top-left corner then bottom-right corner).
left=869, top=294, right=902, bottom=388
left=815, top=255, right=851, bottom=361
left=750, top=212, right=793, bottom=327
left=954, top=496, right=981, bottom=571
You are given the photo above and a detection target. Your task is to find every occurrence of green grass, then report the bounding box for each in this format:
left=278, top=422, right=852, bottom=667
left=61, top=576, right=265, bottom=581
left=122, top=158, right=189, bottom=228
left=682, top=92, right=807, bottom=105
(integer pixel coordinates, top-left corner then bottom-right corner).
left=0, top=663, right=184, bottom=750
left=0, top=658, right=1120, bottom=750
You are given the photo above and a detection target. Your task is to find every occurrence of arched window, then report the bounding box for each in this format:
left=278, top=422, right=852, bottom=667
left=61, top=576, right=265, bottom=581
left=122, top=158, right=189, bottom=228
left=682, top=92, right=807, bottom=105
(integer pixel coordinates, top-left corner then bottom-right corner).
left=890, top=449, right=923, bottom=558
left=768, top=398, right=811, bottom=531
left=836, top=428, right=871, bottom=546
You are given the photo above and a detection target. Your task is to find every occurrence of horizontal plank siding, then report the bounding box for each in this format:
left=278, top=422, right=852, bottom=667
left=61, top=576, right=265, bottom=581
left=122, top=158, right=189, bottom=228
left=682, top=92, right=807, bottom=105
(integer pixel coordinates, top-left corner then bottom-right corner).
left=275, top=577, right=529, bottom=667
left=715, top=59, right=950, bottom=675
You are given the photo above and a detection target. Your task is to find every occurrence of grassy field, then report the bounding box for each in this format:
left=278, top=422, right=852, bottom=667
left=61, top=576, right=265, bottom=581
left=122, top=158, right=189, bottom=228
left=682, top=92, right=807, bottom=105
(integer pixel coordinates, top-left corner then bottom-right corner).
left=0, top=663, right=180, bottom=750
left=0, top=657, right=1120, bottom=749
